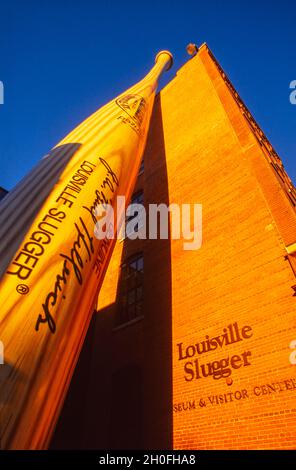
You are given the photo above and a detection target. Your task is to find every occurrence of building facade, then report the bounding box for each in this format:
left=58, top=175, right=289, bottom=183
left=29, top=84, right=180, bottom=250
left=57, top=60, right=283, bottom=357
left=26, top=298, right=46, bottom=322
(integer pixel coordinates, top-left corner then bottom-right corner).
left=51, top=44, right=296, bottom=450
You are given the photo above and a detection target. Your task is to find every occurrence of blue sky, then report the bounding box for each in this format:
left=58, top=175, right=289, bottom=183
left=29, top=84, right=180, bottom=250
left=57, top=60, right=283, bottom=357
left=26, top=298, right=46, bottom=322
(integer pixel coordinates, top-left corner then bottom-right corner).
left=0, top=0, right=295, bottom=189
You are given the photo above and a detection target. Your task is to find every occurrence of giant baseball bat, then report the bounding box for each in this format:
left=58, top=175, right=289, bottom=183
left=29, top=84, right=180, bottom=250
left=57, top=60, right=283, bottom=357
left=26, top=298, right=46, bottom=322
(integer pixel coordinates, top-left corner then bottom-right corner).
left=0, top=50, right=173, bottom=449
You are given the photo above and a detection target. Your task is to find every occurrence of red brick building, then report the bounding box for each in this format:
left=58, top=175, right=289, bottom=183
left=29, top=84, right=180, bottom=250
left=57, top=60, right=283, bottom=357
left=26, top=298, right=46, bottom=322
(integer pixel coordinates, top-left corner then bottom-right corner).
left=51, top=44, right=296, bottom=450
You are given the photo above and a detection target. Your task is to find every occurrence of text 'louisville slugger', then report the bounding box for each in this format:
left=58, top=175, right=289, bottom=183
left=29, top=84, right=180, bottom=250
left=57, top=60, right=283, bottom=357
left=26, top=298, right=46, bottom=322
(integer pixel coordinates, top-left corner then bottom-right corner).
left=0, top=50, right=173, bottom=449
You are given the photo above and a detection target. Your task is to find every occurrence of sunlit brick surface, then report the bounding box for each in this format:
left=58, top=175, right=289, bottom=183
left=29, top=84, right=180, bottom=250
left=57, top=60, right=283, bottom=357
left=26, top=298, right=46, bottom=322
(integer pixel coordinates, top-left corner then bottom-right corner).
left=52, top=45, right=296, bottom=450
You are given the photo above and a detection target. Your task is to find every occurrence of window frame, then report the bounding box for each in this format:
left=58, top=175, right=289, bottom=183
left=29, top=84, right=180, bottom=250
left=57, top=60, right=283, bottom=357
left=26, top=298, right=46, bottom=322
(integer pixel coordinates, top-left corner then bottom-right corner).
left=123, top=190, right=145, bottom=240
left=115, top=252, right=144, bottom=328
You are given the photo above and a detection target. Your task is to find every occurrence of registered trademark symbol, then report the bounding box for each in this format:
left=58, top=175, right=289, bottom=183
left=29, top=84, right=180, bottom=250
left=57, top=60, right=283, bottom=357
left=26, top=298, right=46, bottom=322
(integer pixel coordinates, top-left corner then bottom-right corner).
left=16, top=284, right=29, bottom=295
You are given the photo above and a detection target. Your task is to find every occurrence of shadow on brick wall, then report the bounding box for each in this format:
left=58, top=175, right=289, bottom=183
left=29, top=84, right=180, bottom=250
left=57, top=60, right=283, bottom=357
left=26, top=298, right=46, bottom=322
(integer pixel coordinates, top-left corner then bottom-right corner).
left=50, top=94, right=172, bottom=450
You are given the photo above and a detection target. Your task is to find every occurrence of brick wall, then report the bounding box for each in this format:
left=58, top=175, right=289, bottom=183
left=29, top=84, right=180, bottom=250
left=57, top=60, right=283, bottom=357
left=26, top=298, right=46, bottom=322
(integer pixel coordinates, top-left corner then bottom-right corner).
left=51, top=45, right=296, bottom=450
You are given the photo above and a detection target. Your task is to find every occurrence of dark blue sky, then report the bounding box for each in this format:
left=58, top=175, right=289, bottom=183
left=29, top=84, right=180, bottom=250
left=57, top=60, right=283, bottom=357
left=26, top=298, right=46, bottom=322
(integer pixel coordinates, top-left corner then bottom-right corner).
left=0, top=0, right=295, bottom=190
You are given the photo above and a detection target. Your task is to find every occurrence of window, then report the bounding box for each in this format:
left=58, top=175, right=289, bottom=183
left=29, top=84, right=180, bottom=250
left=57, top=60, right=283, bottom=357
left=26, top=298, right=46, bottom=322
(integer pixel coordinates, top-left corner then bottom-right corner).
left=125, top=190, right=144, bottom=237
left=116, top=253, right=144, bottom=326
left=129, top=190, right=143, bottom=207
